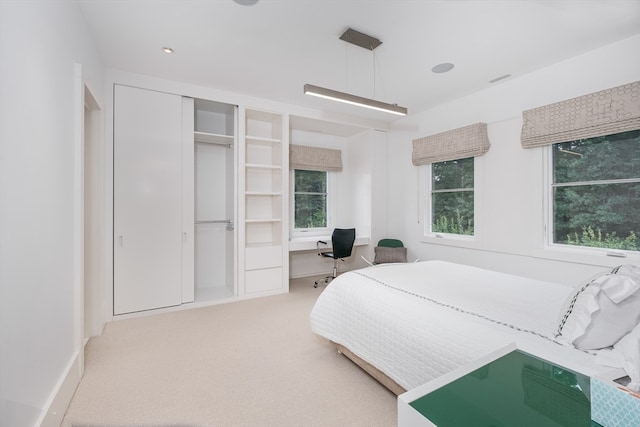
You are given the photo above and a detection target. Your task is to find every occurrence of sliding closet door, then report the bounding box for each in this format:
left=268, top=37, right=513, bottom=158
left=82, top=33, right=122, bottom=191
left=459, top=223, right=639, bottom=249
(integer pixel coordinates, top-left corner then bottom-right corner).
left=113, top=85, right=183, bottom=315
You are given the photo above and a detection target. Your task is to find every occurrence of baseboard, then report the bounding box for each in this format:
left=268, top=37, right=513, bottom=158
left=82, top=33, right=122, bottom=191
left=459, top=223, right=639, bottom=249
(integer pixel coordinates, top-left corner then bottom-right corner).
left=36, top=351, right=81, bottom=427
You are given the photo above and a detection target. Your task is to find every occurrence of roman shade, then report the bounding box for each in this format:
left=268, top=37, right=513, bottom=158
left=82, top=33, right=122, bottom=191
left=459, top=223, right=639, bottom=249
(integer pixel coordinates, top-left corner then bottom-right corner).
left=289, top=144, right=343, bottom=172
left=411, top=122, right=490, bottom=166
left=521, top=81, right=640, bottom=149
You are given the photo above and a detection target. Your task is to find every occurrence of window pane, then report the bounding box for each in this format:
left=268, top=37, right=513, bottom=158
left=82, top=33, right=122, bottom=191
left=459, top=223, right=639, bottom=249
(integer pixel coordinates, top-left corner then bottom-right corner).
left=432, top=191, right=474, bottom=235
left=295, top=170, right=326, bottom=193
left=553, top=182, right=640, bottom=250
left=553, top=130, right=640, bottom=184
left=432, top=157, right=474, bottom=191
left=295, top=194, right=327, bottom=228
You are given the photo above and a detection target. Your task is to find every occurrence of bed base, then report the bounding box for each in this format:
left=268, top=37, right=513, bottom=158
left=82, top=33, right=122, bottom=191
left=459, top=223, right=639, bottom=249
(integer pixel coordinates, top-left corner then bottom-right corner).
left=331, top=341, right=406, bottom=396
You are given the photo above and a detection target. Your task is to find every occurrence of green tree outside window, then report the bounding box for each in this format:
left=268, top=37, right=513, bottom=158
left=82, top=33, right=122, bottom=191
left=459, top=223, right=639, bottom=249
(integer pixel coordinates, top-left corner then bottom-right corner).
left=552, top=129, right=639, bottom=251
left=294, top=170, right=327, bottom=229
left=431, top=157, right=474, bottom=236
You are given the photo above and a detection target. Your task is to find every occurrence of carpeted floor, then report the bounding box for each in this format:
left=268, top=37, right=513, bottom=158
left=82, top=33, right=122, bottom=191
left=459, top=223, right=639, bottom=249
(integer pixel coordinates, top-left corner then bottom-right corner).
left=61, top=278, right=397, bottom=427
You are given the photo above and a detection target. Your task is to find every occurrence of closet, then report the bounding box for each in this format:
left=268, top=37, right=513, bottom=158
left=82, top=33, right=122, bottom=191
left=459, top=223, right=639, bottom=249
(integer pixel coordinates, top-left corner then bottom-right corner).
left=113, top=85, right=237, bottom=315
left=194, top=99, right=236, bottom=301
left=112, top=83, right=374, bottom=313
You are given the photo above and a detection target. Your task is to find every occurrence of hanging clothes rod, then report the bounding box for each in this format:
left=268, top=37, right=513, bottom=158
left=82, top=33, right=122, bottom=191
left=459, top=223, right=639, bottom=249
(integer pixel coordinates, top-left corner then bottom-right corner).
left=195, top=140, right=232, bottom=148
left=195, top=219, right=232, bottom=224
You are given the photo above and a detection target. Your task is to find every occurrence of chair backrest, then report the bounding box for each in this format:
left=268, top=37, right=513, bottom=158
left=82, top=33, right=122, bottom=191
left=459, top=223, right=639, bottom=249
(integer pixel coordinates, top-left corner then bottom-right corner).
left=331, top=228, right=356, bottom=258
left=377, top=238, right=404, bottom=248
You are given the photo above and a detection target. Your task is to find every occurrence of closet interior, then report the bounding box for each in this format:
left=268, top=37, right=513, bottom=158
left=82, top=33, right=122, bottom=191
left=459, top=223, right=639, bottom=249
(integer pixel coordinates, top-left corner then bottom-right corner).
left=193, top=99, right=237, bottom=302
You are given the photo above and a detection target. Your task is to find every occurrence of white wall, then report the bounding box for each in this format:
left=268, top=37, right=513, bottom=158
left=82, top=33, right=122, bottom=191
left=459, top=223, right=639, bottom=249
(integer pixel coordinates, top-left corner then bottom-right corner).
left=348, top=129, right=390, bottom=263
left=387, top=35, right=640, bottom=285
left=0, top=1, right=104, bottom=426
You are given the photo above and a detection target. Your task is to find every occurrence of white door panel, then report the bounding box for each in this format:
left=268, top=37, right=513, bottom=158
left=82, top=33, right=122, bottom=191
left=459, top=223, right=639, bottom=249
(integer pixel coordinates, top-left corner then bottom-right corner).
left=114, top=85, right=183, bottom=315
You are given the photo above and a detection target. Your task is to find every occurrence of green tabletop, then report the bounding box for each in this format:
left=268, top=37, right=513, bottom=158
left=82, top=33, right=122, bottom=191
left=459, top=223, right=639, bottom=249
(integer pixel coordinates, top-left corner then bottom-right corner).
left=409, top=350, right=602, bottom=427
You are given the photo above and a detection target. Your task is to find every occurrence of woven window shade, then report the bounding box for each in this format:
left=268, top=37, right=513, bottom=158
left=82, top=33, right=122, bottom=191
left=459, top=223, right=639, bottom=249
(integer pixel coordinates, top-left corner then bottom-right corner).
left=289, top=144, right=343, bottom=172
left=521, top=81, right=640, bottom=149
left=412, top=122, right=490, bottom=166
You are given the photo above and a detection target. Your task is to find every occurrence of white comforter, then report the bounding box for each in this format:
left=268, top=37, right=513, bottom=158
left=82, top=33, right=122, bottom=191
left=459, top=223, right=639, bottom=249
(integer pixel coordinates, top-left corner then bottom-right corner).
left=310, top=260, right=610, bottom=390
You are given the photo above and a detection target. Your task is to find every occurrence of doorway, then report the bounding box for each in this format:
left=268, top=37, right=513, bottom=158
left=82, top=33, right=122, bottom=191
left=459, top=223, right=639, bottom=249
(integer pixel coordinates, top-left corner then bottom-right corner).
left=83, top=85, right=103, bottom=341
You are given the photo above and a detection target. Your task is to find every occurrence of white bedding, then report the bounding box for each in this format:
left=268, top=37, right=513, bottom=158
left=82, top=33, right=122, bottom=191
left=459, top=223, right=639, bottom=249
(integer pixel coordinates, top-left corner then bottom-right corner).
left=310, top=260, right=613, bottom=391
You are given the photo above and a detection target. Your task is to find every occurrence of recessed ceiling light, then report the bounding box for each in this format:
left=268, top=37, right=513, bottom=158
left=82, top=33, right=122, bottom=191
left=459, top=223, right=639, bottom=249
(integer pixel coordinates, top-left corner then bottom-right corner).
left=162, top=47, right=174, bottom=54
left=432, top=63, right=454, bottom=74
left=233, top=0, right=259, bottom=5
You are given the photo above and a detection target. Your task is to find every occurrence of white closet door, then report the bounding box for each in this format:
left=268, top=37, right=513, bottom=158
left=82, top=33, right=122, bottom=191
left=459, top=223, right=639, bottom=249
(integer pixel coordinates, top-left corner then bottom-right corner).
left=114, top=85, right=183, bottom=315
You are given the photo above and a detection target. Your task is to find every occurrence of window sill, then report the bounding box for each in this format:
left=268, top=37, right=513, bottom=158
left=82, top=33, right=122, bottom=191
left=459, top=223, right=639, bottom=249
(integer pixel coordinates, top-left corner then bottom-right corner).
left=532, top=244, right=640, bottom=268
left=420, top=233, right=482, bottom=250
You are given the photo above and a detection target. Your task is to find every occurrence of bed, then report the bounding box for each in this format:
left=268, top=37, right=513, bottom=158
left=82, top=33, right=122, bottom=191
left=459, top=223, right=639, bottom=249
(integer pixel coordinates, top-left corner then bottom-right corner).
left=310, top=260, right=640, bottom=394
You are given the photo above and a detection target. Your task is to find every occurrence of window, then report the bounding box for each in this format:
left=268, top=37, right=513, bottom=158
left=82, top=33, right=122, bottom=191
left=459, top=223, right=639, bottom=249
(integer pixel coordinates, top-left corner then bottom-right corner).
left=429, top=157, right=474, bottom=236
left=293, top=169, right=328, bottom=231
left=550, top=129, right=640, bottom=251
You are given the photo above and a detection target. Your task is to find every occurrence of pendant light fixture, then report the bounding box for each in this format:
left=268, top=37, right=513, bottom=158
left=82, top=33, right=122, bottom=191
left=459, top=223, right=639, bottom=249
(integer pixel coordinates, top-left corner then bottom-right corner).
left=304, top=84, right=407, bottom=116
left=304, top=28, right=408, bottom=116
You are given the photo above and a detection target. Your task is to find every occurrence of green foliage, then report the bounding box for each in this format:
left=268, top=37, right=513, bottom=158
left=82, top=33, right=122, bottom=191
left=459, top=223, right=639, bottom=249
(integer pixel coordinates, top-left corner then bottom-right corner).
left=553, top=129, right=640, bottom=252
left=565, top=227, right=638, bottom=251
left=433, top=210, right=474, bottom=235
left=432, top=157, right=474, bottom=190
left=295, top=194, right=326, bottom=228
left=431, top=157, right=475, bottom=236
left=294, top=170, right=327, bottom=229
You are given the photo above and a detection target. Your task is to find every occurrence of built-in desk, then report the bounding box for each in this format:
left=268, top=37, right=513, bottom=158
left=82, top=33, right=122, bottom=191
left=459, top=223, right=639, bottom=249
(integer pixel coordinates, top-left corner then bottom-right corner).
left=288, top=236, right=370, bottom=252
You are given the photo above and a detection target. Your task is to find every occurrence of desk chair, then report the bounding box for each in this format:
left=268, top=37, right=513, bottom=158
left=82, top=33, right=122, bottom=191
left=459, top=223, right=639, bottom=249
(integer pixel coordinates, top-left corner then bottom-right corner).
left=314, top=228, right=356, bottom=288
left=377, top=238, right=404, bottom=248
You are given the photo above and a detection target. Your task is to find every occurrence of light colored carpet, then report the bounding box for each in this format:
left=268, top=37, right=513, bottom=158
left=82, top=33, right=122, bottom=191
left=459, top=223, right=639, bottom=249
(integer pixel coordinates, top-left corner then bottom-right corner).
left=62, top=279, right=397, bottom=427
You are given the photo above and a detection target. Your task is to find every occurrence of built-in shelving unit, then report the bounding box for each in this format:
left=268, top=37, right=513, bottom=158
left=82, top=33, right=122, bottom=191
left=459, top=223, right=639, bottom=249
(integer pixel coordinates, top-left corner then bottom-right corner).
left=239, top=108, right=289, bottom=295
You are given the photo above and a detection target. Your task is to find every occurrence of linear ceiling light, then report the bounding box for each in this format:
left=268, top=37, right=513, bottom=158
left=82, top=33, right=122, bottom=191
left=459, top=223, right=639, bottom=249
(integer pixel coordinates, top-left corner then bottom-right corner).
left=304, top=28, right=407, bottom=116
left=304, top=84, right=407, bottom=116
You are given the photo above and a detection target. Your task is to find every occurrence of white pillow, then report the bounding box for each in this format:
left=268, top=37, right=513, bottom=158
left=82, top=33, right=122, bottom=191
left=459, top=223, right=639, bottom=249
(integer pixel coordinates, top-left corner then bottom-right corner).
left=556, top=265, right=640, bottom=350
left=613, top=264, right=640, bottom=285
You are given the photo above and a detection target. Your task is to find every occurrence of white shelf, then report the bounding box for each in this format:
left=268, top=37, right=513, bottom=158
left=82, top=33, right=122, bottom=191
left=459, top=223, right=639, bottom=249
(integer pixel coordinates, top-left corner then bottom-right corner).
left=246, top=135, right=281, bottom=144
left=245, top=218, right=282, bottom=223
left=194, top=131, right=234, bottom=145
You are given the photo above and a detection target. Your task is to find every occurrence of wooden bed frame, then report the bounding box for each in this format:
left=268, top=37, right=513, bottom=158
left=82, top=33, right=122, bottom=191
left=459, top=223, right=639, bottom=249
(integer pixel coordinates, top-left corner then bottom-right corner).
left=332, top=341, right=406, bottom=395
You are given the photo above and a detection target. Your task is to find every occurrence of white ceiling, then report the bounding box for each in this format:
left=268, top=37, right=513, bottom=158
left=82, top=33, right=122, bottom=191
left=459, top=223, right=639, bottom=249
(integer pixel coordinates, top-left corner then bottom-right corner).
left=78, top=0, right=640, bottom=123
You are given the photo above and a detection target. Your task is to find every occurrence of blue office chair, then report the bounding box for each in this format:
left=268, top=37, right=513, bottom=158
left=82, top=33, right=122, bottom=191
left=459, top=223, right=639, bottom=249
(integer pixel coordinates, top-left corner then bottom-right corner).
left=314, top=228, right=356, bottom=287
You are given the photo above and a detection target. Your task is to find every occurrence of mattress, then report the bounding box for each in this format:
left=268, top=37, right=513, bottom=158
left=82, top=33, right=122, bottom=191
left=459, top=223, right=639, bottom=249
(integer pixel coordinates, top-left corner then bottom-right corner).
left=310, top=260, right=611, bottom=391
